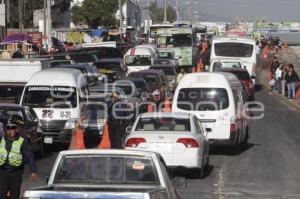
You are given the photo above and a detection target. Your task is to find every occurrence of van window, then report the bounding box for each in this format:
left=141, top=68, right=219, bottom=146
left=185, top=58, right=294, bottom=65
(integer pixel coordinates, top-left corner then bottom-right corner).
left=215, top=43, right=254, bottom=58
left=126, top=55, right=151, bottom=66
left=232, top=89, right=242, bottom=111
left=177, top=88, right=229, bottom=111
left=22, top=86, right=77, bottom=108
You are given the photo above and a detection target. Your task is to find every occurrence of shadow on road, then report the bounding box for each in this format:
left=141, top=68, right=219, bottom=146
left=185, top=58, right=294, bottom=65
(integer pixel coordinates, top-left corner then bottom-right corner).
left=168, top=164, right=214, bottom=180
left=209, top=143, right=259, bottom=156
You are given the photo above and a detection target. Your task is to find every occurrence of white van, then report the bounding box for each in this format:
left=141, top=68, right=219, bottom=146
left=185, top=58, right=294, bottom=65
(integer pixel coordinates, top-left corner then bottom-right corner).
left=20, top=68, right=89, bottom=145
left=124, top=45, right=157, bottom=74
left=210, top=36, right=257, bottom=83
left=172, top=72, right=249, bottom=150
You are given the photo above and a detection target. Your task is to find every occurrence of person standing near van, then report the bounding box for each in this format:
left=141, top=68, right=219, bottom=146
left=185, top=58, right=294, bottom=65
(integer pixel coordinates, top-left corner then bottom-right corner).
left=275, top=64, right=283, bottom=93
left=285, top=64, right=299, bottom=99
left=0, top=121, right=38, bottom=199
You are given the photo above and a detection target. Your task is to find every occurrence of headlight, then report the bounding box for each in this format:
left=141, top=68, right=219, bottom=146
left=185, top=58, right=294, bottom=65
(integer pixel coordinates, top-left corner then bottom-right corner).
left=64, top=119, right=77, bottom=130
left=152, top=90, right=160, bottom=96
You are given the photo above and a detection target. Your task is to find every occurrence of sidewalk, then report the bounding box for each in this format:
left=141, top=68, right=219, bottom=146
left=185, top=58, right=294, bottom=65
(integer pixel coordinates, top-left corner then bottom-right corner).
left=257, top=47, right=300, bottom=112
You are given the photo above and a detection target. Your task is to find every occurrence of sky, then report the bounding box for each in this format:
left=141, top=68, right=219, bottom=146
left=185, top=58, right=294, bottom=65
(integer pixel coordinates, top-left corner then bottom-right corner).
left=177, top=0, right=300, bottom=22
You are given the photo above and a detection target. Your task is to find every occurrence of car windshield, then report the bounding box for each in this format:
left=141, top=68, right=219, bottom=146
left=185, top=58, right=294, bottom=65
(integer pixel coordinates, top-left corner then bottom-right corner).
left=151, top=67, right=175, bottom=75
left=22, top=86, right=77, bottom=108
left=116, top=85, right=133, bottom=95
left=126, top=55, right=151, bottom=66
left=158, top=52, right=174, bottom=59
left=145, top=75, right=158, bottom=86
left=157, top=34, right=192, bottom=47
left=135, top=117, right=191, bottom=131
left=94, top=63, right=121, bottom=72
left=214, top=42, right=254, bottom=57
left=213, top=62, right=242, bottom=70
left=54, top=155, right=159, bottom=185
left=0, top=108, right=24, bottom=124
left=177, top=88, right=229, bottom=111
left=132, top=81, right=148, bottom=91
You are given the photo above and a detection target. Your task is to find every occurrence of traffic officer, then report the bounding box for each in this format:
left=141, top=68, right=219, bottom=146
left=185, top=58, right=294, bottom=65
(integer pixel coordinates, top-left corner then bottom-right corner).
left=0, top=121, right=38, bottom=199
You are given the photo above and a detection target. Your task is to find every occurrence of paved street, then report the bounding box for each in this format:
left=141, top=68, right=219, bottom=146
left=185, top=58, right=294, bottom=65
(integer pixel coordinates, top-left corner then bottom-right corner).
left=21, top=88, right=300, bottom=199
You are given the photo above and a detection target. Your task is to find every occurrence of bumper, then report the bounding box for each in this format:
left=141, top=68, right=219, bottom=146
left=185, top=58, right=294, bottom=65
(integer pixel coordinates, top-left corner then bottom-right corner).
left=43, top=129, right=72, bottom=144
left=209, top=130, right=238, bottom=146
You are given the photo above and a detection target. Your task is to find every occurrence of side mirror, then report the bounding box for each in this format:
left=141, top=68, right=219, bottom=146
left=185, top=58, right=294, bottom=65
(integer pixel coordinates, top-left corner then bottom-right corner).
left=243, top=66, right=247, bottom=69
left=172, top=177, right=187, bottom=189
left=205, top=128, right=212, bottom=133
left=45, top=176, right=50, bottom=185
left=126, top=126, right=132, bottom=134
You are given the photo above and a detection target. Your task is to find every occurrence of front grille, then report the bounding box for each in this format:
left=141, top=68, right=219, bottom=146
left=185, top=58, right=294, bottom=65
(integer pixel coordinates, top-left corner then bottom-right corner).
left=40, top=120, right=67, bottom=131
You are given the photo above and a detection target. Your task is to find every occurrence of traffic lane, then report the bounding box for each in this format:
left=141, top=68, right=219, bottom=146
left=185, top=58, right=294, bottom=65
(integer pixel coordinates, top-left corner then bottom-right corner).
left=178, top=89, right=300, bottom=199
left=21, top=89, right=300, bottom=198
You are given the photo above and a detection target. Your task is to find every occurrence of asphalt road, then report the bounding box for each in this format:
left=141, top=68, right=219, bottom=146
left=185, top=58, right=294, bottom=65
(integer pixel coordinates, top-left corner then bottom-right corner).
left=20, top=88, right=300, bottom=199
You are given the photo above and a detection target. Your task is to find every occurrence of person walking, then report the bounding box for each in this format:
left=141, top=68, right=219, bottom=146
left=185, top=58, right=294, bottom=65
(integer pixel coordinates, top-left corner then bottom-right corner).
left=275, top=64, right=283, bottom=93
left=0, top=121, right=38, bottom=199
left=285, top=64, right=299, bottom=99
left=176, top=68, right=185, bottom=84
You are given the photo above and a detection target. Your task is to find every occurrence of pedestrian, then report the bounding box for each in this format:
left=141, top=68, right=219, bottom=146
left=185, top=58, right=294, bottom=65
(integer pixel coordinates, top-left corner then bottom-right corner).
left=0, top=121, right=38, bottom=199
left=176, top=68, right=185, bottom=83
left=107, top=92, right=125, bottom=149
left=275, top=63, right=283, bottom=93
left=285, top=64, right=299, bottom=99
left=281, top=63, right=289, bottom=96
left=269, top=74, right=276, bottom=95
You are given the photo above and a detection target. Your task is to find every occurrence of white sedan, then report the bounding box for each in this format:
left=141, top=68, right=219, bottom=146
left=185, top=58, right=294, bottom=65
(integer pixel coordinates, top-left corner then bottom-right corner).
left=125, top=112, right=210, bottom=178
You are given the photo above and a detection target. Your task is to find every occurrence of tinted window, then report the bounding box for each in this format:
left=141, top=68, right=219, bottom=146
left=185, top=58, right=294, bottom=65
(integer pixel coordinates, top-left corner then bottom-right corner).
left=213, top=62, right=242, bottom=70
left=54, top=155, right=159, bottom=185
left=69, top=54, right=96, bottom=63
left=150, top=67, right=175, bottom=75
left=177, top=88, right=229, bottom=111
left=136, top=117, right=191, bottom=131
left=0, top=108, right=25, bottom=123
left=126, top=55, right=151, bottom=66
left=231, top=71, right=251, bottom=81
left=157, top=34, right=192, bottom=47
left=214, top=43, right=254, bottom=57
left=94, top=62, right=121, bottom=72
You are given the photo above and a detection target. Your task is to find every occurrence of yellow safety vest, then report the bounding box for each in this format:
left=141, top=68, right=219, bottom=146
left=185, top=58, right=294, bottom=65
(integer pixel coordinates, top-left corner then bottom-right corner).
left=0, top=137, right=24, bottom=167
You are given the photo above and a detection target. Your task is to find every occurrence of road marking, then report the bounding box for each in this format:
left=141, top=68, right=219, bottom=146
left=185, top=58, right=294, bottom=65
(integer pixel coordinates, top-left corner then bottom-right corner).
left=214, top=168, right=226, bottom=199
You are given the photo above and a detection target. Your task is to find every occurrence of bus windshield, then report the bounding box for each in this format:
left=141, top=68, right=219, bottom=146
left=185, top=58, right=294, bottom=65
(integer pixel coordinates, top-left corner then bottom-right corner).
left=157, top=34, right=192, bottom=48
left=22, top=86, right=77, bottom=108
left=214, top=42, right=254, bottom=58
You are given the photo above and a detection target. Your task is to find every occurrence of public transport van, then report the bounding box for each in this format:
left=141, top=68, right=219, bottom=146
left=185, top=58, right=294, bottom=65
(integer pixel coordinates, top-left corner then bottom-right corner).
left=210, top=36, right=257, bottom=83
left=20, top=68, right=89, bottom=145
left=124, top=46, right=157, bottom=74
left=172, top=72, right=249, bottom=148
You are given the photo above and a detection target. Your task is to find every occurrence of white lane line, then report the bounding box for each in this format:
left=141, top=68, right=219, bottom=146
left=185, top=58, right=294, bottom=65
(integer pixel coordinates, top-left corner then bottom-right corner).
left=214, top=168, right=226, bottom=199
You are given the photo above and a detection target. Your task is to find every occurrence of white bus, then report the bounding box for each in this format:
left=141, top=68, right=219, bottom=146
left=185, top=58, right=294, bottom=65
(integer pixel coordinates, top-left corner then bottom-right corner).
left=210, top=36, right=257, bottom=83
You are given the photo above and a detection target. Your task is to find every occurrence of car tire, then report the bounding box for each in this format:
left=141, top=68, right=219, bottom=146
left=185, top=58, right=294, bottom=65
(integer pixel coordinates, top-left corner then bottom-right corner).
left=241, top=127, right=249, bottom=149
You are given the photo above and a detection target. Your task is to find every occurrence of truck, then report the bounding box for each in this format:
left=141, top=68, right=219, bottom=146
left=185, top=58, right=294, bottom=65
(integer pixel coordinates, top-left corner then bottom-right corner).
left=0, top=59, right=48, bottom=102
left=23, top=150, right=185, bottom=199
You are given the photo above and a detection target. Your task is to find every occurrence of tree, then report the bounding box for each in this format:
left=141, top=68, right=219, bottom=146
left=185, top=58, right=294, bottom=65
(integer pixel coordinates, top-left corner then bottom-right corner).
left=70, top=0, right=119, bottom=29
left=149, top=2, right=177, bottom=23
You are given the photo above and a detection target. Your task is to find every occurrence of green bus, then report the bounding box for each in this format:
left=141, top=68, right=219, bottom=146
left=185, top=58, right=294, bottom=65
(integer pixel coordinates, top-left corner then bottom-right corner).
left=156, top=27, right=199, bottom=70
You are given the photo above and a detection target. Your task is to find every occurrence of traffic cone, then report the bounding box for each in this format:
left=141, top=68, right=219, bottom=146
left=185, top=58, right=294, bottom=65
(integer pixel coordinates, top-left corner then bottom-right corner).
left=147, top=103, right=154, bottom=112
left=163, top=97, right=171, bottom=112
left=98, top=123, right=111, bottom=149
left=69, top=127, right=85, bottom=150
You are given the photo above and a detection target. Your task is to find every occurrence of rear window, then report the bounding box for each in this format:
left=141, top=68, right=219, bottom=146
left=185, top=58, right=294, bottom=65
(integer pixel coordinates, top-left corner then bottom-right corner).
left=0, top=108, right=24, bottom=124
left=150, top=67, right=175, bottom=75
left=231, top=71, right=250, bottom=81
left=177, top=88, right=229, bottom=111
left=213, top=62, right=241, bottom=70
left=214, top=42, right=254, bottom=58
left=69, top=54, right=96, bottom=63
left=94, top=62, right=121, bottom=71
left=135, top=117, right=191, bottom=131
left=54, top=155, right=159, bottom=185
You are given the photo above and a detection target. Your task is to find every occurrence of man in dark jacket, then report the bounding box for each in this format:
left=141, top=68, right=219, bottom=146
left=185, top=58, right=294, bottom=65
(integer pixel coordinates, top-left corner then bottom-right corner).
left=0, top=121, right=38, bottom=199
left=285, top=64, right=299, bottom=99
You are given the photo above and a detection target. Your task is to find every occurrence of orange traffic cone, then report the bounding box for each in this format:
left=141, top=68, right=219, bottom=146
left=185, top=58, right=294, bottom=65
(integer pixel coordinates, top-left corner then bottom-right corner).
left=98, top=123, right=111, bottom=149
left=163, top=97, right=171, bottom=112
left=147, top=103, right=154, bottom=112
left=69, top=126, right=85, bottom=150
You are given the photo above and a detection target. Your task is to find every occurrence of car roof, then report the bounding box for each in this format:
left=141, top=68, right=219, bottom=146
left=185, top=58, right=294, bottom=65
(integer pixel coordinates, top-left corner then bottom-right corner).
left=26, top=68, right=87, bottom=87
left=58, top=149, right=160, bottom=158
left=54, top=63, right=91, bottom=69
left=150, top=65, right=175, bottom=69
left=129, top=69, right=164, bottom=75
left=140, top=112, right=192, bottom=119
left=125, top=77, right=147, bottom=82
left=217, top=68, right=249, bottom=73
left=0, top=104, right=24, bottom=109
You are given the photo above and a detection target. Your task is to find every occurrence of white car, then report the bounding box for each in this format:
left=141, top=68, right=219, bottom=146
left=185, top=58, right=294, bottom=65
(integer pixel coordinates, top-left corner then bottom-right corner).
left=125, top=112, right=210, bottom=178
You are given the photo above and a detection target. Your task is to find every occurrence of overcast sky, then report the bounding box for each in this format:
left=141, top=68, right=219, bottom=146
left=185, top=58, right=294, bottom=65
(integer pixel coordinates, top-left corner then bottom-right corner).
left=176, top=0, right=300, bottom=22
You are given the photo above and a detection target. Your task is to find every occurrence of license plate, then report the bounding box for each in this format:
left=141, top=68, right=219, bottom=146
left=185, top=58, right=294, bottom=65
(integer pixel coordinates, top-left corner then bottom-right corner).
left=44, top=137, right=53, bottom=144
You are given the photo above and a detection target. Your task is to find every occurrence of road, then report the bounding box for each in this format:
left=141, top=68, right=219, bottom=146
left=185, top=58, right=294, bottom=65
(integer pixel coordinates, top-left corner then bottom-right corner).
left=21, top=87, right=300, bottom=199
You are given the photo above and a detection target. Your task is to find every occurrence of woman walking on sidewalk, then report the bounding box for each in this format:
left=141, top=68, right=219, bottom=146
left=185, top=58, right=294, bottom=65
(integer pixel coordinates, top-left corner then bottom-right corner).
left=285, top=64, right=299, bottom=99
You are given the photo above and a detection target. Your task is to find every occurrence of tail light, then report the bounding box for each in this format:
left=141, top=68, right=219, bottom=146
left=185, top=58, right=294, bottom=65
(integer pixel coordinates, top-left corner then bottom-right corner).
left=249, top=81, right=254, bottom=89
left=230, top=124, right=236, bottom=132
left=176, top=138, right=199, bottom=148
left=125, top=138, right=146, bottom=147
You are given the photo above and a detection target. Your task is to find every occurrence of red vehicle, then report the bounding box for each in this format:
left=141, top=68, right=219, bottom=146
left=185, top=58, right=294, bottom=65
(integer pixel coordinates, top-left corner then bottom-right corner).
left=217, top=68, right=255, bottom=101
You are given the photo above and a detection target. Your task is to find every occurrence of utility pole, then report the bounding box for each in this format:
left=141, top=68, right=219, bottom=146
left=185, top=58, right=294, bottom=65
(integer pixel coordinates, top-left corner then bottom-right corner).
left=18, top=0, right=24, bottom=32
left=163, top=0, right=167, bottom=23
left=175, top=0, right=179, bottom=21
left=43, top=0, right=46, bottom=37
left=47, top=0, right=52, bottom=51
left=118, top=0, right=123, bottom=42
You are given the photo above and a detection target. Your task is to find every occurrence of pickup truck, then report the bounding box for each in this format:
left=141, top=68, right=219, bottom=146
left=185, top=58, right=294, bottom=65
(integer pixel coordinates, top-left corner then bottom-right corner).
left=23, top=150, right=185, bottom=199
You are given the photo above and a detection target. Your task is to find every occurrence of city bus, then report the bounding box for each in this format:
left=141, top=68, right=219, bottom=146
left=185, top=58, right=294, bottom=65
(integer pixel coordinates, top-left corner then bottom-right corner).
left=156, top=27, right=199, bottom=71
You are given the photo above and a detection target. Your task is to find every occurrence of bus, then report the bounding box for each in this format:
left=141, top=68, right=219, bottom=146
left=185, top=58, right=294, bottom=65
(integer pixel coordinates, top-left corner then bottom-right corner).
left=149, top=23, right=174, bottom=43
left=210, top=36, right=257, bottom=83
left=156, top=27, right=199, bottom=71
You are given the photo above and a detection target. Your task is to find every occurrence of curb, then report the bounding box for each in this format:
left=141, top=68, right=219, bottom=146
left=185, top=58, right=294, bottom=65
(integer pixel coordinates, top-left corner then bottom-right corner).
left=259, top=80, right=300, bottom=112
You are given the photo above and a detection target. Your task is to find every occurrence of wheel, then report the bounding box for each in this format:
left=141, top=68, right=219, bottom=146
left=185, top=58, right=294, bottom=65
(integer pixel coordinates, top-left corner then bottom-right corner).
left=241, top=128, right=249, bottom=149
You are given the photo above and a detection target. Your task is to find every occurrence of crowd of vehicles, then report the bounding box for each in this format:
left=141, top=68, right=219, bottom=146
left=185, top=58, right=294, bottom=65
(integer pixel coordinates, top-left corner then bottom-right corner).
left=0, top=21, right=260, bottom=198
